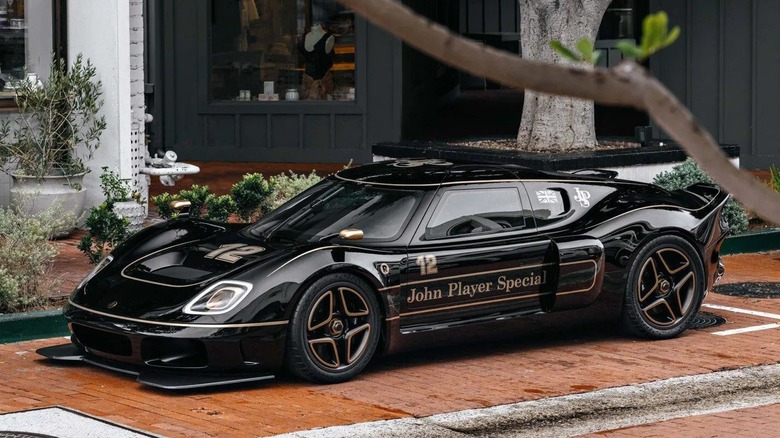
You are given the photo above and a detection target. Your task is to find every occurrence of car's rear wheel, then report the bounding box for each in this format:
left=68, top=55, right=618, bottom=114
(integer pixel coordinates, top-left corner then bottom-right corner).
left=285, top=273, right=381, bottom=383
left=621, top=235, right=705, bottom=339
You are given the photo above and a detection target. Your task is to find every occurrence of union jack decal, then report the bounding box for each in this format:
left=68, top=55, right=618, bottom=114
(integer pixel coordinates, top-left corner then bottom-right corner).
left=536, top=190, right=559, bottom=204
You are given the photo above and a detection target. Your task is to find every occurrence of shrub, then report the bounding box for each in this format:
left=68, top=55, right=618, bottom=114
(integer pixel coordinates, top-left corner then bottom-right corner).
left=151, top=171, right=321, bottom=224
left=0, top=203, right=73, bottom=312
left=268, top=171, right=322, bottom=210
left=206, top=195, right=237, bottom=223
left=150, top=192, right=181, bottom=220
left=179, top=184, right=214, bottom=219
left=99, top=166, right=130, bottom=202
left=79, top=167, right=141, bottom=264
left=78, top=202, right=130, bottom=265
left=231, top=173, right=274, bottom=222
left=653, top=158, right=748, bottom=235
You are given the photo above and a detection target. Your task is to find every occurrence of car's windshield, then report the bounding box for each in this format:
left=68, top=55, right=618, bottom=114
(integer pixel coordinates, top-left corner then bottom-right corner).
left=251, top=179, right=423, bottom=243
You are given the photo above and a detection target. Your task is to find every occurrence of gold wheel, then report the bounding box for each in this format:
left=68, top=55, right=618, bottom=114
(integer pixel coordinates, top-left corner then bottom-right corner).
left=637, top=248, right=697, bottom=327
left=305, top=286, right=373, bottom=370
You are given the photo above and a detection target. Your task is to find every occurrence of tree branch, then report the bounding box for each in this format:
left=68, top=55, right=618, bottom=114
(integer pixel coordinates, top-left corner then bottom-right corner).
left=337, top=0, right=780, bottom=226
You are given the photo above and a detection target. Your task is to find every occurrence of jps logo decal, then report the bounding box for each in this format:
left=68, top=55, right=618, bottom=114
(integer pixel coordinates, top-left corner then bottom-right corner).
left=573, top=187, right=591, bottom=208
left=205, top=244, right=265, bottom=263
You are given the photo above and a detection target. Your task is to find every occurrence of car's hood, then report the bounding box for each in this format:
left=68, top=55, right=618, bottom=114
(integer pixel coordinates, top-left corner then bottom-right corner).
left=120, top=230, right=276, bottom=287
left=71, top=220, right=303, bottom=319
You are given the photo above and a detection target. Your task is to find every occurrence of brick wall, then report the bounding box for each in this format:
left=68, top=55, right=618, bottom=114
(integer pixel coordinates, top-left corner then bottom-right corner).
left=129, top=0, right=148, bottom=200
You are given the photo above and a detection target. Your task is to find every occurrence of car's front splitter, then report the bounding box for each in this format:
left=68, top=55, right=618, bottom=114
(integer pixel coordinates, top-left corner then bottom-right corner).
left=37, top=343, right=276, bottom=390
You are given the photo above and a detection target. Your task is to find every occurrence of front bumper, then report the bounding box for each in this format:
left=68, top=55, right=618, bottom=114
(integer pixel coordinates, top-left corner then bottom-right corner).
left=37, top=301, right=289, bottom=389
left=37, top=342, right=275, bottom=389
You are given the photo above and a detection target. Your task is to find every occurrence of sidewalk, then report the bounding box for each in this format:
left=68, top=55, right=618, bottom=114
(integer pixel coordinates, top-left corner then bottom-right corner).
left=590, top=404, right=780, bottom=437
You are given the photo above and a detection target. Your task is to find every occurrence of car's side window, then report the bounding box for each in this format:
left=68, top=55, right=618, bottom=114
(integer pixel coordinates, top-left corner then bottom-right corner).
left=424, top=188, right=526, bottom=239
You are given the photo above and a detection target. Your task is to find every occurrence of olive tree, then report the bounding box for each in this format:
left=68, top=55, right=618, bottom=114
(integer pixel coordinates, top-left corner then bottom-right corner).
left=517, top=0, right=612, bottom=150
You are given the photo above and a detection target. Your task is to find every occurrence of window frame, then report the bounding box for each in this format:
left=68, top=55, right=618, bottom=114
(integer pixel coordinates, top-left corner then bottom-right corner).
left=0, top=0, right=66, bottom=111
left=258, top=180, right=426, bottom=244
left=202, top=0, right=365, bottom=113
left=418, top=184, right=535, bottom=242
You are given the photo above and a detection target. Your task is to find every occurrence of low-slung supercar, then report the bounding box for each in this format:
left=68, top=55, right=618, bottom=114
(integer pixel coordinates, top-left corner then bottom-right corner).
left=39, top=159, right=729, bottom=389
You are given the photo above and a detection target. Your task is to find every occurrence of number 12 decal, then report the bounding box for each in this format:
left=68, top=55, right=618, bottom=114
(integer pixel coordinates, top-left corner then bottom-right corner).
left=416, top=255, right=438, bottom=275
left=205, top=243, right=265, bottom=263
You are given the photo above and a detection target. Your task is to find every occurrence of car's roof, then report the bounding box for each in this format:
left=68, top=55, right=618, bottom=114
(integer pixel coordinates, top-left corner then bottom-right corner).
left=334, top=159, right=594, bottom=188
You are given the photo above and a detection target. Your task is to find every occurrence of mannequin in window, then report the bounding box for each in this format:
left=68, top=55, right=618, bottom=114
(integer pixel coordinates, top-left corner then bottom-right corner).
left=299, top=23, right=335, bottom=100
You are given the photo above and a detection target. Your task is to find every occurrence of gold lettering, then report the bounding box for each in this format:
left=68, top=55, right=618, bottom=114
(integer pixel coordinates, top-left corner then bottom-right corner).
left=408, top=286, right=442, bottom=304
left=448, top=282, right=458, bottom=298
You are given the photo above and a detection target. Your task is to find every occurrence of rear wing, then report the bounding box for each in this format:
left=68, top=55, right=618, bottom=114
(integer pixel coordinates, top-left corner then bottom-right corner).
left=674, top=183, right=729, bottom=210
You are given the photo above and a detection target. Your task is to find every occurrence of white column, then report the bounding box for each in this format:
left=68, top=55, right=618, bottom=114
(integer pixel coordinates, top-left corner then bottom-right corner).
left=68, top=0, right=133, bottom=208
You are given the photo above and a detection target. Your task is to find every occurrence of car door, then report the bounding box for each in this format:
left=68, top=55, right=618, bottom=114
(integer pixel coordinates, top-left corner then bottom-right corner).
left=399, top=183, right=555, bottom=332
left=522, top=181, right=606, bottom=312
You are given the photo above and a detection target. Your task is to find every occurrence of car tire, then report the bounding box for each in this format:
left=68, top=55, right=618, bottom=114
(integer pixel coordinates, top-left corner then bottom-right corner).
left=621, top=235, right=706, bottom=339
left=285, top=273, right=381, bottom=383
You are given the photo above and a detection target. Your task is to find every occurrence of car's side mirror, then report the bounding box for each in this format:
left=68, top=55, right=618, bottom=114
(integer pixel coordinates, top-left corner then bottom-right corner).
left=170, top=200, right=192, bottom=217
left=338, top=229, right=364, bottom=240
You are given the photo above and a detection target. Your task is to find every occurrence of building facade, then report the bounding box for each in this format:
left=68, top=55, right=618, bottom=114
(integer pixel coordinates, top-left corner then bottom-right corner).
left=0, top=0, right=776, bottom=208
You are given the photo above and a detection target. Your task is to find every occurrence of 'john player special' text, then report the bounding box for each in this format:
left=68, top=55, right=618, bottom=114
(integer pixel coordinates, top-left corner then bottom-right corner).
left=407, top=270, right=548, bottom=304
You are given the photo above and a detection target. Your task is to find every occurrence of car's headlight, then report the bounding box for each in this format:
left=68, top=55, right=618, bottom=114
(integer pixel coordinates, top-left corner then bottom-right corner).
left=183, top=281, right=253, bottom=315
left=77, top=255, right=113, bottom=290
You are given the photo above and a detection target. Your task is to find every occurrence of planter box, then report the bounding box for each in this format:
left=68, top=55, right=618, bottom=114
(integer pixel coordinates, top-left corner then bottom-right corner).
left=373, top=140, right=740, bottom=183
left=721, top=228, right=780, bottom=255
left=0, top=309, right=68, bottom=344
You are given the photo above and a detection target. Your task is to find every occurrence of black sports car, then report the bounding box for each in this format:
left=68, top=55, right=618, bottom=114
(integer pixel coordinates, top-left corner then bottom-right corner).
left=38, top=159, right=729, bottom=389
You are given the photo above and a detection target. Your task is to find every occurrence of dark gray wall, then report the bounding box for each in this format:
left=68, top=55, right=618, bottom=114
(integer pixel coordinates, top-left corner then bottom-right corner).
left=402, top=0, right=461, bottom=138
left=459, top=0, right=521, bottom=34
left=159, top=0, right=402, bottom=164
left=457, top=0, right=521, bottom=89
left=650, top=0, right=779, bottom=169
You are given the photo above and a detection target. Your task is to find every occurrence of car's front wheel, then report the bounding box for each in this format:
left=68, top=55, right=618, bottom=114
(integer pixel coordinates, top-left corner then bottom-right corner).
left=621, top=235, right=706, bottom=339
left=285, top=273, right=381, bottom=383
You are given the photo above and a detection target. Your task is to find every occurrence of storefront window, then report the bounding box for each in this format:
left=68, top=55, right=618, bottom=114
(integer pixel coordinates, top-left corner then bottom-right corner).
left=0, top=0, right=54, bottom=101
left=210, top=0, right=356, bottom=103
left=598, top=0, right=636, bottom=40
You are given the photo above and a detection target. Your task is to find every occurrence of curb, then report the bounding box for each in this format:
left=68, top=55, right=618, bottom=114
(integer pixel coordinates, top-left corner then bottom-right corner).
left=277, top=362, right=780, bottom=437
left=0, top=309, right=68, bottom=344
left=721, top=228, right=780, bottom=255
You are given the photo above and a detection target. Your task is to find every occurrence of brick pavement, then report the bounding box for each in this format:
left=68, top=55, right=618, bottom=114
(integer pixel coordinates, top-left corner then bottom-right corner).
left=589, top=403, right=780, bottom=437
left=8, top=245, right=780, bottom=436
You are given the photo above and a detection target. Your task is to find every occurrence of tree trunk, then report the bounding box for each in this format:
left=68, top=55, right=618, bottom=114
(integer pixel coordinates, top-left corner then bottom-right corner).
left=517, top=0, right=612, bottom=151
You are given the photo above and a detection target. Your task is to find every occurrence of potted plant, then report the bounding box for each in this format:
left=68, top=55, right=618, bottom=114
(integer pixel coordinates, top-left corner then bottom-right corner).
left=98, top=166, right=145, bottom=232
left=0, top=54, right=106, bottom=231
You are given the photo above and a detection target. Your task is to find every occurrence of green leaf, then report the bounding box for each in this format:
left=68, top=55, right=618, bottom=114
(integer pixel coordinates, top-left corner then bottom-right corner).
left=652, top=11, right=669, bottom=49
left=641, top=12, right=656, bottom=53
left=550, top=40, right=581, bottom=62
left=576, top=38, right=594, bottom=62
left=663, top=26, right=681, bottom=48
left=616, top=41, right=645, bottom=60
